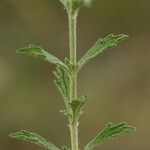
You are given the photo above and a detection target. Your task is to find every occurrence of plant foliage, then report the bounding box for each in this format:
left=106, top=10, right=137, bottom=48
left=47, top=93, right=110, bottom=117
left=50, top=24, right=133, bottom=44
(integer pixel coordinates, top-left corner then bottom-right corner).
left=17, top=44, right=69, bottom=72
left=78, top=34, right=129, bottom=70
left=84, top=122, right=136, bottom=150
left=60, top=0, right=93, bottom=12
left=53, top=66, right=70, bottom=108
left=69, top=95, right=88, bottom=118
left=9, top=130, right=60, bottom=150
left=10, top=0, right=136, bottom=150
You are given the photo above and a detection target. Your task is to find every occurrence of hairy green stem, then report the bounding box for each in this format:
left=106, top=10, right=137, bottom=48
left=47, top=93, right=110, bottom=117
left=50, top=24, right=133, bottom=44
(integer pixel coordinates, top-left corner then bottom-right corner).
left=68, top=1, right=79, bottom=150
left=68, top=4, right=77, bottom=65
left=69, top=120, right=79, bottom=150
left=68, top=3, right=77, bottom=101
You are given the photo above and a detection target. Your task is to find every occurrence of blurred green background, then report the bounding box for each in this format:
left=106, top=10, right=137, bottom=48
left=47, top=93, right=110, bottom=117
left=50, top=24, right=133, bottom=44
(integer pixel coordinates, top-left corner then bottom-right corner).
left=0, top=0, right=150, bottom=150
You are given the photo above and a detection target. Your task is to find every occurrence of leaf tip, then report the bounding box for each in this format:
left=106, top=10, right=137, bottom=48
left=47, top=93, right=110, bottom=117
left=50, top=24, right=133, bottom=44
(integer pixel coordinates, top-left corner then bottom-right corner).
left=9, top=133, right=14, bottom=138
left=9, top=131, right=19, bottom=138
left=117, top=34, right=129, bottom=40
left=128, top=125, right=137, bottom=132
left=16, top=47, right=23, bottom=54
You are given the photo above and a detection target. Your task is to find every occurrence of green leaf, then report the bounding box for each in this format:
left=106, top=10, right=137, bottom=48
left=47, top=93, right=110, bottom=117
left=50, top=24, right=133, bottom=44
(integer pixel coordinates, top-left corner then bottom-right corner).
left=72, top=0, right=93, bottom=11
left=78, top=34, right=129, bottom=70
left=83, top=0, right=93, bottom=7
left=59, top=0, right=93, bottom=13
left=62, top=146, right=70, bottom=150
left=60, top=0, right=83, bottom=12
left=84, top=122, right=136, bottom=150
left=69, top=95, right=88, bottom=118
left=17, top=44, right=69, bottom=72
left=60, top=0, right=69, bottom=9
left=9, top=130, right=60, bottom=150
left=53, top=66, right=70, bottom=108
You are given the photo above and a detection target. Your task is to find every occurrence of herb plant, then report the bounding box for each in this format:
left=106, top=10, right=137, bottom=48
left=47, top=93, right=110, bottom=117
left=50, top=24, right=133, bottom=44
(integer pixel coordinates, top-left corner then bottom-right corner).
left=9, top=0, right=136, bottom=150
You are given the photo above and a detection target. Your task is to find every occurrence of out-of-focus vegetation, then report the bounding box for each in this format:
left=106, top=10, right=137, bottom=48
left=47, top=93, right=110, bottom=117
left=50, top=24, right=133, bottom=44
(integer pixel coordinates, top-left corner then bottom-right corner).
left=0, top=0, right=150, bottom=150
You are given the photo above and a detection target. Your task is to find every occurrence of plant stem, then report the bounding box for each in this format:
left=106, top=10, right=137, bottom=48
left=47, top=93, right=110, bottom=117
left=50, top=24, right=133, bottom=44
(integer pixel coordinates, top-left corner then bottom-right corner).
left=68, top=2, right=77, bottom=101
left=69, top=120, right=79, bottom=150
left=68, top=1, right=79, bottom=150
left=68, top=3, right=77, bottom=65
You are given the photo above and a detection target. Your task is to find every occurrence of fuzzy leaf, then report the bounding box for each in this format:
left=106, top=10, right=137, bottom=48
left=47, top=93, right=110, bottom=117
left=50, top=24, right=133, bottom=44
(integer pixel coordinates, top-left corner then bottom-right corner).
left=69, top=95, right=88, bottom=118
left=72, top=0, right=93, bottom=10
left=17, top=44, right=69, bottom=71
left=60, top=0, right=69, bottom=9
left=78, top=34, right=129, bottom=70
left=83, top=0, right=93, bottom=7
left=62, top=146, right=70, bottom=150
left=84, top=122, right=136, bottom=150
left=9, top=130, right=60, bottom=150
left=60, top=0, right=94, bottom=12
left=54, top=67, right=70, bottom=108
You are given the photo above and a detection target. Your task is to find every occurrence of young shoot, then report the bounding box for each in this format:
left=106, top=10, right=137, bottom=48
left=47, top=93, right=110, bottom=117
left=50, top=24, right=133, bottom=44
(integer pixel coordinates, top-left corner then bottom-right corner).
left=9, top=0, right=136, bottom=150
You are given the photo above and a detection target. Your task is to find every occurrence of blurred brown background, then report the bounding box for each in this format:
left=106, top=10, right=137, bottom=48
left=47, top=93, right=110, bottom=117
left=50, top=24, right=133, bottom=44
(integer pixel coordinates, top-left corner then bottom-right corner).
left=0, top=0, right=150, bottom=150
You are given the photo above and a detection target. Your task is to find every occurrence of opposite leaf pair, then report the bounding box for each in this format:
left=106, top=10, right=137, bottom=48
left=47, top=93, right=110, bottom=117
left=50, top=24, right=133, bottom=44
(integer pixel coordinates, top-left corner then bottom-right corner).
left=10, top=34, right=135, bottom=150
left=9, top=122, right=135, bottom=150
left=16, top=34, right=129, bottom=119
left=17, top=34, right=128, bottom=74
